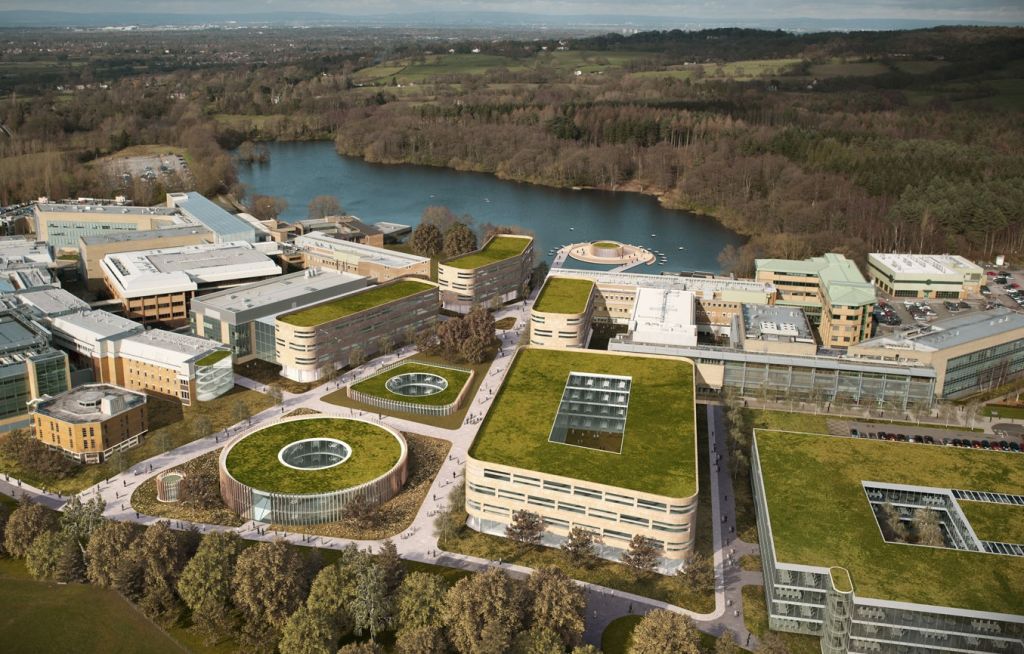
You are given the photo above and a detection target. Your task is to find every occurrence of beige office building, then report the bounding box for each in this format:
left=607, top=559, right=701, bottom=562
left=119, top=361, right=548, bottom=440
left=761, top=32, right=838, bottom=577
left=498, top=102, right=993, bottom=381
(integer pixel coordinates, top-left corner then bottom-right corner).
left=275, top=279, right=439, bottom=382
left=437, top=235, right=534, bottom=311
left=755, top=253, right=875, bottom=348
left=79, top=226, right=212, bottom=291
left=31, top=384, right=148, bottom=464
left=529, top=277, right=595, bottom=348
left=294, top=233, right=430, bottom=283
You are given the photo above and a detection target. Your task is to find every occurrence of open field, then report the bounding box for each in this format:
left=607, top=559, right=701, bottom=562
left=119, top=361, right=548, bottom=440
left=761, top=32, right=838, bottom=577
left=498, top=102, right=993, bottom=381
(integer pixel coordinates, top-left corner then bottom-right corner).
left=809, top=60, right=890, bottom=77
left=631, top=58, right=801, bottom=81
left=0, top=559, right=185, bottom=654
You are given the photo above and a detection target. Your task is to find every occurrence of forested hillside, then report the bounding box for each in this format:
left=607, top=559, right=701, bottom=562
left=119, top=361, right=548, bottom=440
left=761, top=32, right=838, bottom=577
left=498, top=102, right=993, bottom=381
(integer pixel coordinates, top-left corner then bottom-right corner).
left=1, top=26, right=1021, bottom=271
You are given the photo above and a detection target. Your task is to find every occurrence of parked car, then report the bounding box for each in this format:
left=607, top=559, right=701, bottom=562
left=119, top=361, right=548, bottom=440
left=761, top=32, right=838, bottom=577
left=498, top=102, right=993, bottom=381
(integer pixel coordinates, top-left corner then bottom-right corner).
left=1010, top=442, right=1021, bottom=452
left=850, top=428, right=860, bottom=438
left=981, top=285, right=992, bottom=295
left=924, top=436, right=935, bottom=445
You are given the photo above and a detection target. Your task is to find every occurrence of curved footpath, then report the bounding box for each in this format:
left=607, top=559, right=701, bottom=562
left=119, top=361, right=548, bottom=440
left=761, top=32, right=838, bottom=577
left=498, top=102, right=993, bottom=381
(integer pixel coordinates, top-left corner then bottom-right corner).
left=3, top=298, right=764, bottom=648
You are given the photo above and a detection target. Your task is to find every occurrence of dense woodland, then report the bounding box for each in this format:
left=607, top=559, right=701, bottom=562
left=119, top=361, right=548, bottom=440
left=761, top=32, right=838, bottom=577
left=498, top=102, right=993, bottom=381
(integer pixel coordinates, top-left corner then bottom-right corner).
left=1, top=26, right=1022, bottom=272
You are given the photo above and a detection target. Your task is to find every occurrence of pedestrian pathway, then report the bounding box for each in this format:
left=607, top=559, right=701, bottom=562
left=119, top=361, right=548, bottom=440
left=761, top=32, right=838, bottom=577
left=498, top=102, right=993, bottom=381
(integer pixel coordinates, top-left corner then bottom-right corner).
left=0, top=297, right=767, bottom=647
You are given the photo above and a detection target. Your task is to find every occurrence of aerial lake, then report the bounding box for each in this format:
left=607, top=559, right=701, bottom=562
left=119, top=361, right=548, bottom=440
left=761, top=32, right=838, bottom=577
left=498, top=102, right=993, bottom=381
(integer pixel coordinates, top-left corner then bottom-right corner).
left=237, top=141, right=745, bottom=272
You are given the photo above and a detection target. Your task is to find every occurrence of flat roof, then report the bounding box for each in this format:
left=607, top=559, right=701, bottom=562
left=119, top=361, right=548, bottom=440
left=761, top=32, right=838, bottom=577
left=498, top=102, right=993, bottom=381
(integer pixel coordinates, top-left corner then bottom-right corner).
left=167, top=192, right=255, bottom=241
left=869, top=253, right=983, bottom=277
left=0, top=238, right=53, bottom=266
left=101, top=241, right=281, bottom=298
left=552, top=267, right=776, bottom=298
left=118, top=329, right=224, bottom=367
left=51, top=309, right=142, bottom=340
left=296, top=232, right=429, bottom=269
left=742, top=304, right=815, bottom=342
left=0, top=314, right=44, bottom=352
left=277, top=279, right=435, bottom=328
left=533, top=277, right=594, bottom=313
left=35, top=203, right=180, bottom=217
left=469, top=348, right=697, bottom=498
left=856, top=307, right=1024, bottom=353
left=631, top=288, right=698, bottom=348
left=79, top=226, right=211, bottom=246
left=443, top=235, right=532, bottom=270
left=34, top=384, right=145, bottom=423
left=757, top=253, right=875, bottom=307
left=755, top=430, right=1024, bottom=614
left=15, top=288, right=90, bottom=317
left=192, top=268, right=366, bottom=318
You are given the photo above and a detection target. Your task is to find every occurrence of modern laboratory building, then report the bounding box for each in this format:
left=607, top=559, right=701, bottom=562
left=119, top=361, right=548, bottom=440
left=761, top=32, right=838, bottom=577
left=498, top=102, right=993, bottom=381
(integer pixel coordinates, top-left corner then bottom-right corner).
left=751, top=429, right=1024, bottom=654
left=465, top=347, right=700, bottom=570
left=0, top=305, right=71, bottom=431
left=294, top=233, right=431, bottom=283
left=78, top=226, right=213, bottom=291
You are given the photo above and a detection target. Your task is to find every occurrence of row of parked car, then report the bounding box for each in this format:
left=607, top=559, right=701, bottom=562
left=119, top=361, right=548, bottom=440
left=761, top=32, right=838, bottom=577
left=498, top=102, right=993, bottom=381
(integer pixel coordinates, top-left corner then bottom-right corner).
left=850, top=428, right=1022, bottom=452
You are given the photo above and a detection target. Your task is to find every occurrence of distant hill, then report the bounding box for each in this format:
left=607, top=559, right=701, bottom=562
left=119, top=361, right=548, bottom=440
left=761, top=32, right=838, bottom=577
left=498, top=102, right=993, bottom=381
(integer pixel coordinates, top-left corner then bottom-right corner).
left=0, top=10, right=1018, bottom=31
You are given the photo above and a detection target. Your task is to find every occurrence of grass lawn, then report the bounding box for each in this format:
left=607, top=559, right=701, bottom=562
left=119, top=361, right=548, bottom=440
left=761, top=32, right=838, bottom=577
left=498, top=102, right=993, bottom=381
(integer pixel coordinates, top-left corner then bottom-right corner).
left=322, top=352, right=493, bottom=430
left=234, top=359, right=324, bottom=394
left=0, top=559, right=185, bottom=654
left=278, top=279, right=434, bottom=327
left=495, top=316, right=517, bottom=330
left=744, top=409, right=829, bottom=434
left=0, top=386, right=273, bottom=494
left=350, top=361, right=471, bottom=407
left=742, top=586, right=820, bottom=654
left=810, top=60, right=889, bottom=77
left=602, top=615, right=641, bottom=654
left=225, top=418, right=402, bottom=494
left=533, top=277, right=594, bottom=314
left=444, top=404, right=713, bottom=612
left=274, top=433, right=450, bottom=540
left=756, top=430, right=1024, bottom=613
left=442, top=235, right=531, bottom=270
left=592, top=241, right=620, bottom=248
left=982, top=403, right=1024, bottom=419
left=470, top=348, right=697, bottom=498
left=959, top=500, right=1024, bottom=544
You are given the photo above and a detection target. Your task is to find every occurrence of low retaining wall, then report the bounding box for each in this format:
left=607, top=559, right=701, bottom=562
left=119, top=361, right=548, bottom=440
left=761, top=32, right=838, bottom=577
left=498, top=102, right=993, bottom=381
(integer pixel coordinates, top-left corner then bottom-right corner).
left=346, top=360, right=475, bottom=417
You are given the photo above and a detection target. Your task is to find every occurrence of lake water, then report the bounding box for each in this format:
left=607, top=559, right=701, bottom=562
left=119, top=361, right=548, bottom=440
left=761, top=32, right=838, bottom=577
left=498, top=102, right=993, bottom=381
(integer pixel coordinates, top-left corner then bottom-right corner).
left=237, top=141, right=744, bottom=272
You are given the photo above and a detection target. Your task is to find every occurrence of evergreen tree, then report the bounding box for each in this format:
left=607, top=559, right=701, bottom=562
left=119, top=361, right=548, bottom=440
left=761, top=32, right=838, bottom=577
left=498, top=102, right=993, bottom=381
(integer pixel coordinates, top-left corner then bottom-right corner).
left=138, top=521, right=190, bottom=623
left=349, top=564, right=393, bottom=641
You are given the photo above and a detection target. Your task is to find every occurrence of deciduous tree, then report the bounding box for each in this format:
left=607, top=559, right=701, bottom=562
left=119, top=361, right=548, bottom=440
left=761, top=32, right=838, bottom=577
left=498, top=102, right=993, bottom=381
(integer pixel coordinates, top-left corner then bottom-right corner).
left=714, top=630, right=741, bottom=654
left=527, top=566, right=586, bottom=649
left=913, top=508, right=945, bottom=547
left=464, top=306, right=496, bottom=345
left=444, top=567, right=530, bottom=654
left=561, top=526, right=599, bottom=567
left=410, top=223, right=444, bottom=258
left=178, top=531, right=243, bottom=638
left=138, top=521, right=190, bottom=623
left=279, top=604, right=337, bottom=654
left=396, top=572, right=449, bottom=654
left=232, top=540, right=311, bottom=652
left=3, top=499, right=57, bottom=558
left=621, top=535, right=660, bottom=577
left=628, top=610, right=701, bottom=654
left=676, top=550, right=714, bottom=594
left=308, top=194, right=342, bottom=219
left=250, top=194, right=288, bottom=221
left=506, top=509, right=544, bottom=548
left=26, top=530, right=85, bottom=582
left=443, top=222, right=478, bottom=259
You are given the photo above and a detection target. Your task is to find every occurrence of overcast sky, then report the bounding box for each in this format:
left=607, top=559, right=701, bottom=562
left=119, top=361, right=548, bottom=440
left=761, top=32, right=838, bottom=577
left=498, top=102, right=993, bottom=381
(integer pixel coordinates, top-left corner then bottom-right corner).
left=5, top=0, right=1023, bottom=22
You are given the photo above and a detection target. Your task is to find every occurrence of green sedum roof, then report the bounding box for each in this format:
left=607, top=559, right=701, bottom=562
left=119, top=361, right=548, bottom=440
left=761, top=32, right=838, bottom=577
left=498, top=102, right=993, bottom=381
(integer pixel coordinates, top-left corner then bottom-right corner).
left=443, top=235, right=531, bottom=270
left=469, top=348, right=697, bottom=498
left=533, top=277, right=594, bottom=314
left=277, top=280, right=434, bottom=327
left=755, top=430, right=1024, bottom=614
left=350, top=361, right=471, bottom=407
left=195, top=349, right=231, bottom=366
left=225, top=418, right=402, bottom=494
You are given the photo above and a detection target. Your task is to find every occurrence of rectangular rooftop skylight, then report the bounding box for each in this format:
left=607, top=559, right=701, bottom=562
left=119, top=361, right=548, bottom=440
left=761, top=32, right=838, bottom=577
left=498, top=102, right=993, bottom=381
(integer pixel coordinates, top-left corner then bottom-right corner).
left=548, top=371, right=631, bottom=454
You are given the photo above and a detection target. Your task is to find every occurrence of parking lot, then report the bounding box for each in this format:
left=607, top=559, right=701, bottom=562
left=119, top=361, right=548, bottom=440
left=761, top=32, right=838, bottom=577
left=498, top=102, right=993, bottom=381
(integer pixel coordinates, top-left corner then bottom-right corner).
left=840, top=420, right=1023, bottom=452
left=871, top=267, right=1024, bottom=338
left=104, top=153, right=191, bottom=185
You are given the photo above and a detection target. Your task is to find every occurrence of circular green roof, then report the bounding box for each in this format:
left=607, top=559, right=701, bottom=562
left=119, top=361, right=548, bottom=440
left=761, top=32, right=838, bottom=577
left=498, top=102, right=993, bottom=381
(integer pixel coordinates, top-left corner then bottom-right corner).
left=224, top=417, right=403, bottom=494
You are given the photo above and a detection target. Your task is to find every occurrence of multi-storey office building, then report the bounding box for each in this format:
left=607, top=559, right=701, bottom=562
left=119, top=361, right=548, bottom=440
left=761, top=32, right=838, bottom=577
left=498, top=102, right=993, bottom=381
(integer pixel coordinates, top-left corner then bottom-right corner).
left=291, top=215, right=384, bottom=246
left=165, top=192, right=258, bottom=244
left=530, top=277, right=596, bottom=348
left=48, top=309, right=232, bottom=405
left=751, top=429, right=1024, bottom=654
left=0, top=305, right=71, bottom=431
left=294, top=233, right=430, bottom=283
left=437, top=235, right=534, bottom=311
left=275, top=279, right=439, bottom=382
left=867, top=253, right=984, bottom=300
left=78, top=226, right=212, bottom=291
left=31, top=384, right=147, bottom=464
left=755, top=253, right=876, bottom=347
left=32, top=202, right=184, bottom=250
left=100, top=241, right=282, bottom=326
left=190, top=268, right=367, bottom=364
left=849, top=307, right=1024, bottom=399
left=466, top=347, right=699, bottom=570
left=15, top=287, right=90, bottom=319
